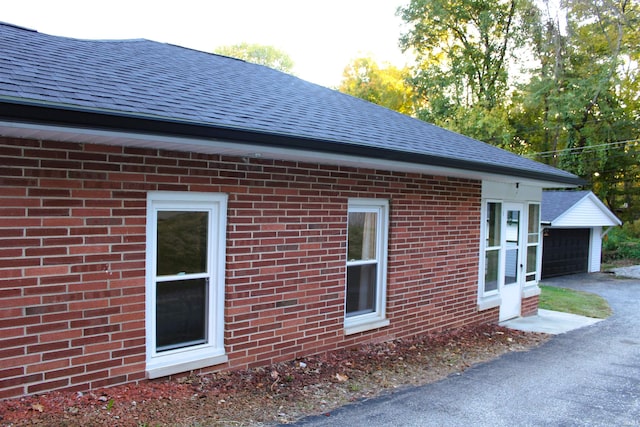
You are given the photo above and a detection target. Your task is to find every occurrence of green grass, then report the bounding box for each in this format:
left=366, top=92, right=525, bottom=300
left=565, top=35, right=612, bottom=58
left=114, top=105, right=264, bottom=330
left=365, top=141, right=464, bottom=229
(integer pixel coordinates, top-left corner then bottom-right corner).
left=539, top=285, right=612, bottom=319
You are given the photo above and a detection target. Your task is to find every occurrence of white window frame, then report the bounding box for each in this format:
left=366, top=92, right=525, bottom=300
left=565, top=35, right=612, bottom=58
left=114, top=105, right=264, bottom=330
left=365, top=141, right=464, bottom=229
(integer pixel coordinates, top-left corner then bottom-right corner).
left=145, top=191, right=228, bottom=379
left=478, top=200, right=503, bottom=310
left=523, top=202, right=542, bottom=297
left=344, top=199, right=390, bottom=335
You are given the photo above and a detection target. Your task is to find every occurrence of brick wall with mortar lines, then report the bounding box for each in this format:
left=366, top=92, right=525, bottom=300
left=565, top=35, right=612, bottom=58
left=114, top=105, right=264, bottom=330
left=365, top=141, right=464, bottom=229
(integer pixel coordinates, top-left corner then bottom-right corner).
left=0, top=136, right=496, bottom=399
left=521, top=296, right=540, bottom=317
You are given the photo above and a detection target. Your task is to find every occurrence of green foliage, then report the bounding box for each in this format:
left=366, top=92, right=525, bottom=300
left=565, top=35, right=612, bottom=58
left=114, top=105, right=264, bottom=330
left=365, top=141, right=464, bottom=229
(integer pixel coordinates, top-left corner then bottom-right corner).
left=511, top=0, right=640, bottom=220
left=427, top=104, right=517, bottom=151
left=397, top=0, right=546, bottom=149
left=538, top=285, right=612, bottom=319
left=214, top=43, right=294, bottom=73
left=338, top=57, right=416, bottom=115
left=391, top=0, right=640, bottom=220
left=603, top=221, right=640, bottom=261
left=399, top=0, right=532, bottom=112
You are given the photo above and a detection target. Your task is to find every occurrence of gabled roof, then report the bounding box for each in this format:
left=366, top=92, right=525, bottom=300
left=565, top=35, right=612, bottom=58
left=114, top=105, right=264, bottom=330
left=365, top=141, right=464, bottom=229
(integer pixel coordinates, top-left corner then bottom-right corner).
left=542, top=191, right=621, bottom=227
left=0, top=22, right=582, bottom=186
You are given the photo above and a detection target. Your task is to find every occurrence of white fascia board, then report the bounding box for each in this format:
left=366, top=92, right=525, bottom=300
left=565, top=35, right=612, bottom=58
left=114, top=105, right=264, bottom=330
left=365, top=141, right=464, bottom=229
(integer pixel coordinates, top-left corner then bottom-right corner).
left=0, top=121, right=576, bottom=188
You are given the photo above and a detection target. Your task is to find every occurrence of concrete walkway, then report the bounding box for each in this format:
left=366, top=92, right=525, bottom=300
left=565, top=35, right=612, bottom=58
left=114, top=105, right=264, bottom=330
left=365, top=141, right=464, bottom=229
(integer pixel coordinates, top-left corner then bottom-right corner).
left=501, top=308, right=602, bottom=334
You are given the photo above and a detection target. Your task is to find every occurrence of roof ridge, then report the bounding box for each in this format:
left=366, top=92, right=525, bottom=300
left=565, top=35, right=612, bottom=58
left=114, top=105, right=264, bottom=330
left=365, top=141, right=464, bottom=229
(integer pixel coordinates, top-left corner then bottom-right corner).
left=0, top=21, right=37, bottom=32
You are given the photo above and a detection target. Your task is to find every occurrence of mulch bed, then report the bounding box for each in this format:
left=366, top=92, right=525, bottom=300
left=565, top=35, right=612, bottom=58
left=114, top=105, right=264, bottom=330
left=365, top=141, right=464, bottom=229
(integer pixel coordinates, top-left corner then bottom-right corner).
left=0, top=323, right=548, bottom=426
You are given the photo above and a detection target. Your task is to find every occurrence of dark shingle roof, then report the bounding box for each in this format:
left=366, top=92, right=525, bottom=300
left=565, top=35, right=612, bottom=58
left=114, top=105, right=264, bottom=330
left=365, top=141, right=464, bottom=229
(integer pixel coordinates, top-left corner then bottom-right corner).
left=0, top=22, right=582, bottom=185
left=541, top=190, right=591, bottom=222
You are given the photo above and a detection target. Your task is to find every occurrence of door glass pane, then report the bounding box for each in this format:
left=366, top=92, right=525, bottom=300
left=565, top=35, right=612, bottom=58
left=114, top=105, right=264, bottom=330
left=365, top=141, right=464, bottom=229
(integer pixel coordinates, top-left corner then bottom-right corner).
left=484, top=249, right=499, bottom=292
left=527, top=245, right=538, bottom=275
left=486, top=202, right=501, bottom=247
left=156, top=278, right=208, bottom=351
left=157, top=211, right=208, bottom=276
left=505, top=210, right=520, bottom=285
left=348, top=212, right=377, bottom=261
left=346, top=264, right=377, bottom=316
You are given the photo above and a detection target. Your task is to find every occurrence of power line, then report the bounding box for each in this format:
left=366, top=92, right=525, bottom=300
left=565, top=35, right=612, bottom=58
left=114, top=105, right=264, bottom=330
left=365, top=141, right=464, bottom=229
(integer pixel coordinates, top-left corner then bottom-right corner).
left=525, top=138, right=640, bottom=158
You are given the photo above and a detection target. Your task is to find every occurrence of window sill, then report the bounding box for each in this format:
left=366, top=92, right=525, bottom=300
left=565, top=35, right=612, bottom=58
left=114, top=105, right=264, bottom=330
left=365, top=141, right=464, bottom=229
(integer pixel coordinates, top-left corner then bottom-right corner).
left=344, top=318, right=390, bottom=335
left=522, top=284, right=541, bottom=298
left=146, top=353, right=228, bottom=379
left=477, top=294, right=501, bottom=311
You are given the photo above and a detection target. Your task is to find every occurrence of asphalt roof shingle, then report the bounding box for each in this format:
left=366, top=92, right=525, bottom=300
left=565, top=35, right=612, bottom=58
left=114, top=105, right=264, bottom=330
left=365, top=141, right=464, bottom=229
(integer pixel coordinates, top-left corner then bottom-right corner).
left=541, top=190, right=591, bottom=222
left=0, top=22, right=581, bottom=185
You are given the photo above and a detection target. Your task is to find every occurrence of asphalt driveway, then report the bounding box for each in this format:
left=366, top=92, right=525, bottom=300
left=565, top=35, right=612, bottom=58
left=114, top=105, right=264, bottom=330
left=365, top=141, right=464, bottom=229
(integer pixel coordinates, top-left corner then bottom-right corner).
left=292, top=273, right=640, bottom=426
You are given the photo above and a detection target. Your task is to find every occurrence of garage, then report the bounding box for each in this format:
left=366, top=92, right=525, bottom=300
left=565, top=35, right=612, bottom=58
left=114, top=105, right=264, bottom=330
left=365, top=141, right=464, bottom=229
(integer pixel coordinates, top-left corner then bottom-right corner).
left=542, top=228, right=591, bottom=277
left=541, top=191, right=621, bottom=279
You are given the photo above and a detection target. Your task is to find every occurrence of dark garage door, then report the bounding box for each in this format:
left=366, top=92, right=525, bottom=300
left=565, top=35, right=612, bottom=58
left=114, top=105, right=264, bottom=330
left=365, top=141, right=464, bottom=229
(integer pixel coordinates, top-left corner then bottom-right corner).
left=542, top=228, right=590, bottom=278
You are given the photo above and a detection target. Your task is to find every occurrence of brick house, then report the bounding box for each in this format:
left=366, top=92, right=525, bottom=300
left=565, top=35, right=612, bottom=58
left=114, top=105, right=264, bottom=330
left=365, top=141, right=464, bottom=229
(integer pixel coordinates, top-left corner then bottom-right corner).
left=0, top=22, right=582, bottom=399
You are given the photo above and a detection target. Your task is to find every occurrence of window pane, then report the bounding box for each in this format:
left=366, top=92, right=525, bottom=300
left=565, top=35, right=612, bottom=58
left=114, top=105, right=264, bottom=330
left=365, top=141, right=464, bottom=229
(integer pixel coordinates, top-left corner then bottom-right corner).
left=528, top=204, right=540, bottom=243
left=527, top=245, right=538, bottom=275
left=346, top=264, right=377, bottom=315
left=157, top=211, right=208, bottom=276
left=484, top=249, right=499, bottom=292
left=486, top=203, right=501, bottom=247
left=504, top=209, right=520, bottom=285
left=348, top=212, right=377, bottom=261
left=156, top=278, right=207, bottom=351
left=528, top=204, right=540, bottom=233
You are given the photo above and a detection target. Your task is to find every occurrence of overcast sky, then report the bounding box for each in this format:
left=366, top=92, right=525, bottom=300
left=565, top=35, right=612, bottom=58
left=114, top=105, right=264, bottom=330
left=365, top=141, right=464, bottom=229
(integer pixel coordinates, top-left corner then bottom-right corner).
left=3, top=0, right=412, bottom=88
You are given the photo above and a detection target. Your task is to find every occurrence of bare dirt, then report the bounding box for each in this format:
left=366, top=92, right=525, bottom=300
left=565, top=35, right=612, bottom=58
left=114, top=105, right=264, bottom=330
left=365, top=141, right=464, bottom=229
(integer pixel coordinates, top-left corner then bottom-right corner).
left=0, top=323, right=549, bottom=426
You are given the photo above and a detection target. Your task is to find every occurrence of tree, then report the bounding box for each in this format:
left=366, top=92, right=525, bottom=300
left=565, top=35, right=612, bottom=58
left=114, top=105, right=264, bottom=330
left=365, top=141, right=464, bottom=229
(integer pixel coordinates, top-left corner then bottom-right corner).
left=514, top=0, right=640, bottom=221
left=397, top=0, right=536, bottom=147
left=338, top=57, right=416, bottom=115
left=214, top=43, right=294, bottom=73
left=398, top=0, right=640, bottom=220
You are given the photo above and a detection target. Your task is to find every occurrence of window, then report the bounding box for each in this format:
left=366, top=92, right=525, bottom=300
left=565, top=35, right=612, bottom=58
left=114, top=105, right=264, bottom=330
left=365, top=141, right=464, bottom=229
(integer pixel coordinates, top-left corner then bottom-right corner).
left=145, top=192, right=227, bottom=379
left=484, top=202, right=502, bottom=294
left=345, top=199, right=389, bottom=334
left=526, top=203, right=541, bottom=283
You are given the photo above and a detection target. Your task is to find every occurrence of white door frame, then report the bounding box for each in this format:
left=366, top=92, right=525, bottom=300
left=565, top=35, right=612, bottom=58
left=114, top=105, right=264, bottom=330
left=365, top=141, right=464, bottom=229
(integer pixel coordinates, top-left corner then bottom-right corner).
left=499, top=203, right=524, bottom=321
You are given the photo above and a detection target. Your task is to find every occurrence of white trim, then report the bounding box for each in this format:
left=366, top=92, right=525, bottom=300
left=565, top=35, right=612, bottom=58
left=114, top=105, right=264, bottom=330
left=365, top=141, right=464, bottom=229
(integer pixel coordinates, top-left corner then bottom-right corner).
left=499, top=202, right=524, bottom=321
left=0, top=121, right=575, bottom=188
left=147, top=354, right=228, bottom=379
left=589, top=227, right=600, bottom=273
left=522, top=284, right=541, bottom=298
left=478, top=200, right=503, bottom=302
left=344, top=199, right=389, bottom=334
left=551, top=192, right=622, bottom=227
left=525, top=202, right=541, bottom=285
left=145, top=191, right=228, bottom=378
left=478, top=294, right=502, bottom=311
left=344, top=319, right=390, bottom=336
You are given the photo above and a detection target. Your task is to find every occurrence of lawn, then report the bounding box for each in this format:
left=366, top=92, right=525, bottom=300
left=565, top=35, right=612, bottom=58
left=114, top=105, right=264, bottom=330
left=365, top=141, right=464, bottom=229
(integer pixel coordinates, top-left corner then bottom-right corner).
left=539, top=285, right=612, bottom=319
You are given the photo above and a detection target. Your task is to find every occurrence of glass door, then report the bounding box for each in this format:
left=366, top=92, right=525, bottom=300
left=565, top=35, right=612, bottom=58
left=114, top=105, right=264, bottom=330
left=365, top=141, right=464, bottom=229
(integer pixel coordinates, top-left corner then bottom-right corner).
left=500, top=203, right=523, bottom=321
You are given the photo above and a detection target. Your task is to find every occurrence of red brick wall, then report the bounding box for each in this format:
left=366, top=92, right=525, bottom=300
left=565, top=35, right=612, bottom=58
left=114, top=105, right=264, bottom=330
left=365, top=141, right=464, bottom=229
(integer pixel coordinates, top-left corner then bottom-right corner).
left=522, top=295, right=540, bottom=317
left=0, top=136, right=496, bottom=399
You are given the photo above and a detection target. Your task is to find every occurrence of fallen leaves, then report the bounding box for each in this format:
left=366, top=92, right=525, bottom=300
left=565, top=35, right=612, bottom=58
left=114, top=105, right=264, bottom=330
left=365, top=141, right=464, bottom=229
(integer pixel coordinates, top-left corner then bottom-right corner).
left=0, top=324, right=549, bottom=426
left=335, top=373, right=349, bottom=382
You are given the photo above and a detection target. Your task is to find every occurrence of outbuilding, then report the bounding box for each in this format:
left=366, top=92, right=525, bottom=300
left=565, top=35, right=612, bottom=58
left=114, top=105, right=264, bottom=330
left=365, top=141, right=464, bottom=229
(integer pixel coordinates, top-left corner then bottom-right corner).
left=0, top=23, right=582, bottom=399
left=541, top=191, right=621, bottom=278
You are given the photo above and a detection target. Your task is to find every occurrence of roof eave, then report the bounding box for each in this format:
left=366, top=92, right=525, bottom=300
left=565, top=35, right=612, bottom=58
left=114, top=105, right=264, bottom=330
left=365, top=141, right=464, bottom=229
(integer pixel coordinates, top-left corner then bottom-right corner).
left=0, top=99, right=585, bottom=187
